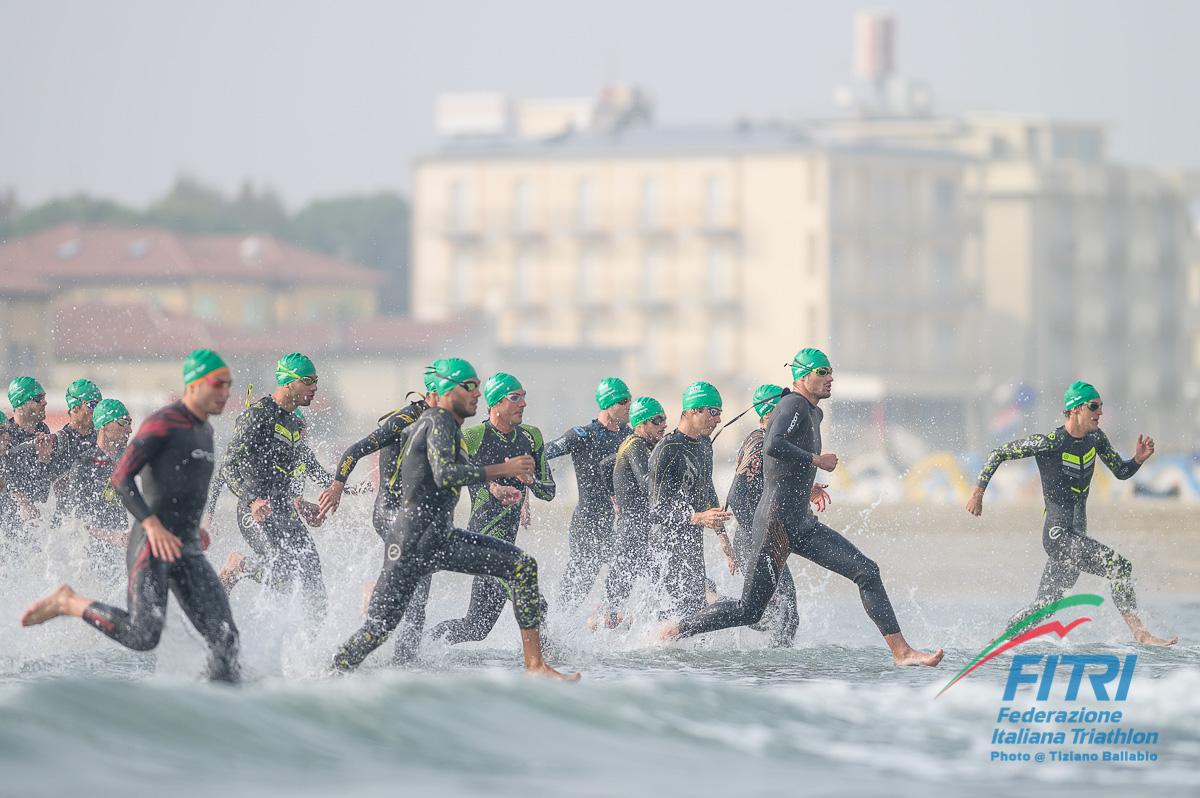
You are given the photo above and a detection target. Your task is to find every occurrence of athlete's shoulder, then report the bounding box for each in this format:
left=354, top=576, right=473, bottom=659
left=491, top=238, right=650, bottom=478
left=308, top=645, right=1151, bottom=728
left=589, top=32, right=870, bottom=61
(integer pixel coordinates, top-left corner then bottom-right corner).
left=518, top=423, right=544, bottom=447
left=462, top=422, right=487, bottom=451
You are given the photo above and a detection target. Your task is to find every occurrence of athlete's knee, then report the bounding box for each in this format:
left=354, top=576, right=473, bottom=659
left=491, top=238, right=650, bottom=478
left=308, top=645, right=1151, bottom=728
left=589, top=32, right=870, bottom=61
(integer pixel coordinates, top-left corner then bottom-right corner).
left=127, top=615, right=166, bottom=651
left=853, top=556, right=883, bottom=588
left=1110, top=555, right=1133, bottom=580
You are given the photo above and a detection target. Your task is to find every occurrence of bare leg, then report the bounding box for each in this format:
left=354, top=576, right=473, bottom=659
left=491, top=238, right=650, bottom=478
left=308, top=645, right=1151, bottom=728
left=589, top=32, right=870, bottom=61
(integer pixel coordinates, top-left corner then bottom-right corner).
left=520, top=627, right=580, bottom=681
left=884, top=631, right=944, bottom=667
left=1122, top=612, right=1178, bottom=646
left=218, top=552, right=247, bottom=592
left=21, top=584, right=93, bottom=626
left=360, top=580, right=377, bottom=616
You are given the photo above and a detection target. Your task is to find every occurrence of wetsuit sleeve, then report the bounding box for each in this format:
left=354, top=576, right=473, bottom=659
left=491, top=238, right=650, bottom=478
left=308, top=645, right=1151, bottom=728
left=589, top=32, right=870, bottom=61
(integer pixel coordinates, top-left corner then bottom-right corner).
left=649, top=445, right=692, bottom=528
left=298, top=444, right=336, bottom=488
left=222, top=403, right=272, bottom=500
left=205, top=471, right=225, bottom=517
left=735, top=433, right=764, bottom=479
left=976, top=433, right=1058, bottom=491
left=525, top=425, right=555, bottom=502
left=334, top=405, right=419, bottom=483
left=461, top=424, right=486, bottom=460
left=45, top=433, right=89, bottom=479
left=110, top=418, right=172, bottom=522
left=763, top=405, right=815, bottom=465
left=544, top=427, right=582, bottom=460
left=628, top=439, right=652, bottom=493
left=1094, top=431, right=1141, bottom=480
left=427, top=415, right=486, bottom=489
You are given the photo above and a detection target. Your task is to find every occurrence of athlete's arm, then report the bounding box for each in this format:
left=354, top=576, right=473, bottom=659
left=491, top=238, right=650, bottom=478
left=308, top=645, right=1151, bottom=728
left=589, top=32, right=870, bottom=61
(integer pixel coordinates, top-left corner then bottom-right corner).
left=109, top=415, right=184, bottom=559
left=526, top=425, right=556, bottom=502
left=975, top=432, right=1057, bottom=492
left=544, top=427, right=582, bottom=460
left=221, top=404, right=270, bottom=500
left=648, top=445, right=692, bottom=528
left=333, top=406, right=417, bottom=484
left=1095, top=431, right=1145, bottom=479
left=763, top=406, right=815, bottom=465
left=427, top=416, right=488, bottom=488
left=297, top=444, right=336, bottom=487
left=628, top=440, right=653, bottom=493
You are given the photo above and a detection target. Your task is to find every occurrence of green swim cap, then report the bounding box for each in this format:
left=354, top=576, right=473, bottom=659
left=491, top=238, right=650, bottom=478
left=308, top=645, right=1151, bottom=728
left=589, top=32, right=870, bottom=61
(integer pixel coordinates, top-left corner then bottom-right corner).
left=92, top=398, right=130, bottom=430
left=275, top=352, right=317, bottom=386
left=596, top=377, right=631, bottom=410
left=483, top=372, right=523, bottom=407
left=681, top=381, right=722, bottom=411
left=629, top=396, right=665, bottom=428
left=65, top=378, right=102, bottom=409
left=423, top=367, right=438, bottom=394
left=1063, top=381, right=1101, bottom=412
left=753, top=384, right=785, bottom=418
left=182, top=349, right=228, bottom=385
left=427, top=357, right=479, bottom=396
left=7, top=377, right=45, bottom=409
left=789, top=348, right=831, bottom=381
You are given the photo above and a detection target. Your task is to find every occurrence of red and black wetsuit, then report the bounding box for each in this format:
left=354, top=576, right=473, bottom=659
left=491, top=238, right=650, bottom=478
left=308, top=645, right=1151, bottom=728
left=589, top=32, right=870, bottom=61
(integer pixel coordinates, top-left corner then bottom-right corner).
left=82, top=401, right=239, bottom=682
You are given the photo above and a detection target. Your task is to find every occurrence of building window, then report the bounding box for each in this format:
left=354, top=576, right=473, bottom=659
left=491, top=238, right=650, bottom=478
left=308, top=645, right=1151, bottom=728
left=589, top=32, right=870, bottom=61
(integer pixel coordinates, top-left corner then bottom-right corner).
left=933, top=247, right=958, bottom=292
left=575, top=177, right=597, bottom=230
left=452, top=250, right=474, bottom=308
left=515, top=251, right=537, bottom=303
left=710, top=322, right=736, bottom=374
left=448, top=179, right=470, bottom=233
left=512, top=178, right=533, bottom=233
left=706, top=246, right=734, bottom=302
left=703, top=175, right=725, bottom=227
left=934, top=179, right=956, bottom=220
left=642, top=250, right=666, bottom=301
left=578, top=250, right=603, bottom=303
left=639, top=175, right=662, bottom=230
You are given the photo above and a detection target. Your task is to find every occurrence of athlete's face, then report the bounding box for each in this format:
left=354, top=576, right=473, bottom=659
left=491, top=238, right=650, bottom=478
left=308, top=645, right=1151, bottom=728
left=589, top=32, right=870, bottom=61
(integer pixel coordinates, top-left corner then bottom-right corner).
left=189, top=370, right=233, bottom=416
left=606, top=397, right=631, bottom=425
left=102, top=417, right=133, bottom=448
left=1071, top=398, right=1103, bottom=433
left=494, top=390, right=526, bottom=426
left=799, top=368, right=834, bottom=399
left=289, top=375, right=318, bottom=407
left=637, top=413, right=668, bottom=443
left=68, top=402, right=95, bottom=430
left=447, top=381, right=481, bottom=418
left=21, top=394, right=47, bottom=423
left=760, top=408, right=774, bottom=427
left=689, top=406, right=722, bottom=436
left=424, top=391, right=439, bottom=409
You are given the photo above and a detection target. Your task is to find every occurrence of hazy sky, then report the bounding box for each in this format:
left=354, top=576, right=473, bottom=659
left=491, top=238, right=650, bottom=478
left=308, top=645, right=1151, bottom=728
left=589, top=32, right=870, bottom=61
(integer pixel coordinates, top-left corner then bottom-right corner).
left=3, top=0, right=1197, bottom=208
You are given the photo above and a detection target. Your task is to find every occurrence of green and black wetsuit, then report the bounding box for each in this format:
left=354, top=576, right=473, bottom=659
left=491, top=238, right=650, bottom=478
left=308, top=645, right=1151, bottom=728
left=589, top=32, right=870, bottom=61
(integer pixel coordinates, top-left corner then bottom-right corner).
left=676, top=392, right=901, bottom=639
left=431, top=420, right=554, bottom=645
left=647, top=430, right=721, bottom=618
left=725, top=426, right=798, bottom=647
left=220, top=395, right=336, bottom=624
left=605, top=433, right=656, bottom=618
left=976, top=426, right=1142, bottom=616
left=2, top=417, right=54, bottom=510
left=333, top=408, right=548, bottom=672
left=65, top=444, right=128, bottom=580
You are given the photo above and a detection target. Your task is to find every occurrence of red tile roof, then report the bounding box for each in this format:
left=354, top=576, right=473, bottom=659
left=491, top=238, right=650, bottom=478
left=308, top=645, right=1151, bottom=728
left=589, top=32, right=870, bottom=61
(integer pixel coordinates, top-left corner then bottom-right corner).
left=0, top=224, right=384, bottom=288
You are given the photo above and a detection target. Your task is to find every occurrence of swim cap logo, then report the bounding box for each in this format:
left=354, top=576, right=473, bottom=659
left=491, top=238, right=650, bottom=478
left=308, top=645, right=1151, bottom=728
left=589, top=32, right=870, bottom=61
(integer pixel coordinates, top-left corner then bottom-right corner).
left=937, top=593, right=1103, bottom=697
left=387, top=543, right=401, bottom=560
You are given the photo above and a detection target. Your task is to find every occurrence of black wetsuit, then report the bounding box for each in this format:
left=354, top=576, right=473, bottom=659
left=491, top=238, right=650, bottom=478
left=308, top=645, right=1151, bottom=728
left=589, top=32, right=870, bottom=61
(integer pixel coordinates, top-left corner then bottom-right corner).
left=333, top=399, right=430, bottom=662
left=220, top=396, right=335, bottom=624
left=545, top=419, right=630, bottom=612
left=676, top=392, right=901, bottom=639
left=333, top=408, right=547, bottom=672
left=605, top=434, right=656, bottom=619
left=2, top=418, right=54, bottom=507
left=976, top=426, right=1142, bottom=617
left=726, top=426, right=799, bottom=647
left=431, top=420, right=555, bottom=645
left=82, top=401, right=239, bottom=682
left=648, top=430, right=721, bottom=618
left=65, top=444, right=128, bottom=581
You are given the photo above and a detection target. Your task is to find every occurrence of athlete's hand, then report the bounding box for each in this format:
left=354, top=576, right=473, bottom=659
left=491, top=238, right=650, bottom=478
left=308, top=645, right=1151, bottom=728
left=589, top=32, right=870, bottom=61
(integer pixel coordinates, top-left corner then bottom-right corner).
left=249, top=497, right=273, bottom=523
left=15, top=496, right=39, bottom=522
left=344, top=480, right=374, bottom=496
left=496, top=455, right=535, bottom=484
left=813, top=452, right=839, bottom=471
left=33, top=433, right=54, bottom=463
left=691, top=507, right=732, bottom=530
left=143, top=516, right=182, bottom=562
left=489, top=483, right=523, bottom=506
left=966, top=487, right=984, bottom=517
left=520, top=495, right=531, bottom=528
left=318, top=482, right=345, bottom=518
left=198, top=527, right=211, bottom=551
left=295, top=497, right=324, bottom=527
left=811, top=483, right=831, bottom=512
left=1134, top=434, right=1155, bottom=464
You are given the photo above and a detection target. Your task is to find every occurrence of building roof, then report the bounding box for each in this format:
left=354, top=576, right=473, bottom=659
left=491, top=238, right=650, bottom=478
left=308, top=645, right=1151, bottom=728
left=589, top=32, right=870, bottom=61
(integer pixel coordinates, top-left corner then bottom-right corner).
left=51, top=300, right=471, bottom=360
left=420, top=122, right=972, bottom=164
left=0, top=224, right=384, bottom=289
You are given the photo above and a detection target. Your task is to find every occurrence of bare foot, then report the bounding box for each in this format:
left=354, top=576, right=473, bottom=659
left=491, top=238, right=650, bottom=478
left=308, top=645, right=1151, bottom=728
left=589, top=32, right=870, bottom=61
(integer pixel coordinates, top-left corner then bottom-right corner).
left=21, top=584, right=78, bottom=627
left=218, top=552, right=246, bottom=592
left=894, top=647, right=945, bottom=667
left=525, top=662, right=582, bottom=681
left=657, top=622, right=681, bottom=642
left=1133, top=631, right=1178, bottom=647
